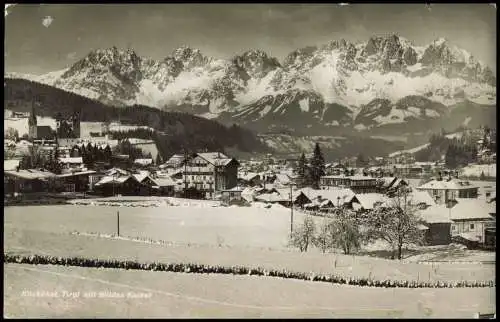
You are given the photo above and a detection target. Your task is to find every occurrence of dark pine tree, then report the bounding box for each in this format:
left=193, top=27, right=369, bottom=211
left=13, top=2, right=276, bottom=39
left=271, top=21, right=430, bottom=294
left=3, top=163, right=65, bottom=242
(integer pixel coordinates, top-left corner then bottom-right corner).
left=296, top=152, right=309, bottom=188
left=155, top=153, right=162, bottom=166
left=445, top=144, right=458, bottom=169
left=104, top=145, right=113, bottom=164
left=81, top=144, right=87, bottom=164
left=309, top=143, right=326, bottom=189
left=86, top=143, right=94, bottom=165
left=93, top=144, right=100, bottom=162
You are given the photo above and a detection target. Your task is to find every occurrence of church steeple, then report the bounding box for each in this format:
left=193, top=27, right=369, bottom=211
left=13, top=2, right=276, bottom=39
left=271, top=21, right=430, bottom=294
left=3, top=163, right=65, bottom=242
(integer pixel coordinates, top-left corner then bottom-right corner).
left=28, top=96, right=38, bottom=140
left=28, top=97, right=37, bottom=126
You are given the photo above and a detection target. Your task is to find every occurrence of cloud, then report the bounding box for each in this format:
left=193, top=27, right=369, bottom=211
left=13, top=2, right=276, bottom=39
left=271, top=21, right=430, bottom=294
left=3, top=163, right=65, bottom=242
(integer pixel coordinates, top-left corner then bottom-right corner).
left=42, top=16, right=54, bottom=28
left=5, top=4, right=17, bottom=17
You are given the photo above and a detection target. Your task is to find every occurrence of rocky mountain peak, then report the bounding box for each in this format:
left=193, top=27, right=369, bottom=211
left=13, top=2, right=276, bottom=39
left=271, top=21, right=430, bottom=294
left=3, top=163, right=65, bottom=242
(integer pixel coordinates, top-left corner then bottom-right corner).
left=233, top=49, right=281, bottom=79
left=170, top=46, right=209, bottom=69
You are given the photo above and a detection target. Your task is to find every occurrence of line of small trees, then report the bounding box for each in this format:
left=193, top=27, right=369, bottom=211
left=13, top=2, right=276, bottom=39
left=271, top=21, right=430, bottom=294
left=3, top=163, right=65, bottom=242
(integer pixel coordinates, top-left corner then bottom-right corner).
left=19, top=145, right=63, bottom=174
left=290, top=187, right=425, bottom=260
left=68, top=143, right=113, bottom=165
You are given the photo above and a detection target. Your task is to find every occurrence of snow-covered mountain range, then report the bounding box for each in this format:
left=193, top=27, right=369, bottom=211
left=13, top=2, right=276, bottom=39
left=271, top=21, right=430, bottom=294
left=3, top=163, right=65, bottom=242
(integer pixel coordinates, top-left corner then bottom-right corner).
left=6, top=34, right=496, bottom=136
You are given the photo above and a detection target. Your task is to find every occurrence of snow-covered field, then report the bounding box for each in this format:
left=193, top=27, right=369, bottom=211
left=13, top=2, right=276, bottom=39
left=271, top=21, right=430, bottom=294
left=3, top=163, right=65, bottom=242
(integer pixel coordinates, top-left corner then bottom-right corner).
left=388, top=143, right=430, bottom=157
left=461, top=164, right=496, bottom=178
left=4, top=115, right=57, bottom=136
left=4, top=204, right=495, bottom=282
left=4, top=202, right=495, bottom=318
left=4, top=263, right=495, bottom=318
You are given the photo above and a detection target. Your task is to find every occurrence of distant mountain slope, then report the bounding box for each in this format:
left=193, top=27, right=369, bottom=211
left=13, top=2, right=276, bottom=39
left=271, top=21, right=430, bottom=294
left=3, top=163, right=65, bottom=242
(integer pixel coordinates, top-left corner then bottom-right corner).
left=3, top=78, right=270, bottom=158
left=5, top=34, right=495, bottom=137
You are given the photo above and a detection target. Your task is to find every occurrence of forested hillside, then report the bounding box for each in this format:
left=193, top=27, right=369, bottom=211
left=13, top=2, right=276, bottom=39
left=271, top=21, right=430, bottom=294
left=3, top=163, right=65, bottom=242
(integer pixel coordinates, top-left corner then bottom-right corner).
left=4, top=78, right=270, bottom=158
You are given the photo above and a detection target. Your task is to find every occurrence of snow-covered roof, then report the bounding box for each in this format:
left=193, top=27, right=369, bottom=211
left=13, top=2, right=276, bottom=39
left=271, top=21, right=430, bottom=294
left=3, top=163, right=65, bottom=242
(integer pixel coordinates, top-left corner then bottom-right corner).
left=133, top=173, right=150, bottom=183
left=4, top=159, right=21, bottom=171
left=409, top=190, right=436, bottom=206
left=197, top=152, right=229, bottom=164
left=457, top=232, right=481, bottom=242
left=59, top=157, right=83, bottom=164
left=322, top=175, right=376, bottom=181
left=418, top=206, right=453, bottom=224
left=378, top=177, right=397, bottom=188
left=300, top=187, right=355, bottom=205
left=95, top=175, right=137, bottom=186
left=152, top=177, right=176, bottom=187
left=134, top=158, right=153, bottom=165
left=254, top=193, right=287, bottom=203
left=275, top=173, right=291, bottom=185
left=420, top=199, right=495, bottom=222
left=351, top=193, right=391, bottom=210
left=164, top=154, right=185, bottom=166
left=417, top=179, right=480, bottom=190
left=57, top=170, right=97, bottom=178
left=17, top=140, right=33, bottom=146
left=275, top=188, right=309, bottom=202
left=4, top=139, right=16, bottom=147
left=239, top=172, right=260, bottom=181
left=4, top=169, right=56, bottom=180
left=221, top=186, right=245, bottom=192
left=106, top=168, right=130, bottom=176
left=453, top=198, right=496, bottom=217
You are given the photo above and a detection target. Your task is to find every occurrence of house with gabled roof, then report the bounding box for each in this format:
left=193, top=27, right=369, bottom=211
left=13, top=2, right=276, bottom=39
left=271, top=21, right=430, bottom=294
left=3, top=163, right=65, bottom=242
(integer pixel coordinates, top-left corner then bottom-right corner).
left=420, top=198, right=495, bottom=247
left=183, top=152, right=240, bottom=199
left=416, top=178, right=479, bottom=205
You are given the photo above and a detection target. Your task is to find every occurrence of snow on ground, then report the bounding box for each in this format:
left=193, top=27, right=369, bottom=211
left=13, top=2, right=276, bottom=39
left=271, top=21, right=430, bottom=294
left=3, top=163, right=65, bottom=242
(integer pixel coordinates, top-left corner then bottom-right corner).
left=445, top=132, right=464, bottom=140
left=461, top=164, right=496, bottom=178
left=4, top=116, right=57, bottom=136
left=4, top=204, right=494, bottom=284
left=389, top=143, right=430, bottom=157
left=235, top=69, right=283, bottom=104
left=4, top=264, right=495, bottom=318
left=259, top=105, right=273, bottom=118
left=299, top=98, right=310, bottom=113
left=373, top=107, right=423, bottom=125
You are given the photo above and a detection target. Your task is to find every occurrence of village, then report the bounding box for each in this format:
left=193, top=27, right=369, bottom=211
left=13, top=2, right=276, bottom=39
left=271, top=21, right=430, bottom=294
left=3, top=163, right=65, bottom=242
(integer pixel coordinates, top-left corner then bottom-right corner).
left=4, top=103, right=497, bottom=252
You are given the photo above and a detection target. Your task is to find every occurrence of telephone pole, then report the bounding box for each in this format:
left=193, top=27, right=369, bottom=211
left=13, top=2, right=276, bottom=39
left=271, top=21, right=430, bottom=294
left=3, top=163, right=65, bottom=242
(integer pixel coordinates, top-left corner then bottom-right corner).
left=290, top=182, right=294, bottom=235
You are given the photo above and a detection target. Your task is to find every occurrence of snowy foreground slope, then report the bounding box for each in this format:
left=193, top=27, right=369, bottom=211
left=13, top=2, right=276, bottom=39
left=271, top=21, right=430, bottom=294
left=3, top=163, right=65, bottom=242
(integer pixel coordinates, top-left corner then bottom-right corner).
left=4, top=200, right=495, bottom=318
left=4, top=264, right=495, bottom=318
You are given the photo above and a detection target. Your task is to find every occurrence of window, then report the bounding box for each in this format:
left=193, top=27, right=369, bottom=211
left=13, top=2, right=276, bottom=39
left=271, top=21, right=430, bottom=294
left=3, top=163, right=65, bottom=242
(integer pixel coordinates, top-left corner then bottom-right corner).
left=451, top=225, right=456, bottom=231
left=470, top=223, right=475, bottom=230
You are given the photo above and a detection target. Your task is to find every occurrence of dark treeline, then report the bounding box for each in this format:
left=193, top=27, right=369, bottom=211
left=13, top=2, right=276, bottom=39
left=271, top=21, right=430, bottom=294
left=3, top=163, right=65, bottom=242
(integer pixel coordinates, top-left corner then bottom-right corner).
left=414, top=128, right=495, bottom=168
left=4, top=78, right=269, bottom=157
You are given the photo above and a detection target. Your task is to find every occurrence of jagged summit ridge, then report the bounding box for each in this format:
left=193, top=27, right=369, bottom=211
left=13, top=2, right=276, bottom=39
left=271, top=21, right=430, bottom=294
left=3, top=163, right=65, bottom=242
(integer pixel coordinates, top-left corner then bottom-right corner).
left=6, top=35, right=496, bottom=134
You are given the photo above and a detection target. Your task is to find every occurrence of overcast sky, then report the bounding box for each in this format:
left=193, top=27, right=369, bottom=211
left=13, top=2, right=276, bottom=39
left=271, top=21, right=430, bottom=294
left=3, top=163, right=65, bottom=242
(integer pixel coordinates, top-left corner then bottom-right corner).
left=5, top=4, right=497, bottom=75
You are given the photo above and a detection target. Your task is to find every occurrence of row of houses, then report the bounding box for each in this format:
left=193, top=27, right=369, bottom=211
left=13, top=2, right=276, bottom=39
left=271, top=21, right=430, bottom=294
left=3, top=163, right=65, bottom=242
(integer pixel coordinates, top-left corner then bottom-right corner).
left=222, top=180, right=495, bottom=249
left=4, top=166, right=177, bottom=197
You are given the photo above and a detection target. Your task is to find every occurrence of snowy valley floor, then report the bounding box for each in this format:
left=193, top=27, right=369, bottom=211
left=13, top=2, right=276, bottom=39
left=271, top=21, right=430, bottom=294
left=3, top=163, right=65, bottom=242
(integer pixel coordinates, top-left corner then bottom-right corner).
left=3, top=201, right=496, bottom=318
left=4, top=264, right=495, bottom=318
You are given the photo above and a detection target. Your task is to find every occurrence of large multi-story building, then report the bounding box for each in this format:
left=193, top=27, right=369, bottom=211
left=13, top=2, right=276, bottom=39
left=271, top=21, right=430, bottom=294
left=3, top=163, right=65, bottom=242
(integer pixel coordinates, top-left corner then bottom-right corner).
left=183, top=152, right=239, bottom=199
left=416, top=177, right=479, bottom=205
left=320, top=175, right=378, bottom=194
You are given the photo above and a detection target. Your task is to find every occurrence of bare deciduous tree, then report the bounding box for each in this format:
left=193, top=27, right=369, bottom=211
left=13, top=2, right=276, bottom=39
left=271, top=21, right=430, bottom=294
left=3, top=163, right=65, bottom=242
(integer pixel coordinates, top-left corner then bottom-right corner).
left=5, top=127, right=19, bottom=141
left=314, top=208, right=364, bottom=255
left=289, top=215, right=316, bottom=252
left=362, top=187, right=425, bottom=260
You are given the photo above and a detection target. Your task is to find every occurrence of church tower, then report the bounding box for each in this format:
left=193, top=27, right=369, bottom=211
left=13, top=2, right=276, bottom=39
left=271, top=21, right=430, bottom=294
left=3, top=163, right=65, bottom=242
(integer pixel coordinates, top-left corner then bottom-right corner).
left=72, top=109, right=81, bottom=138
left=28, top=98, right=38, bottom=140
